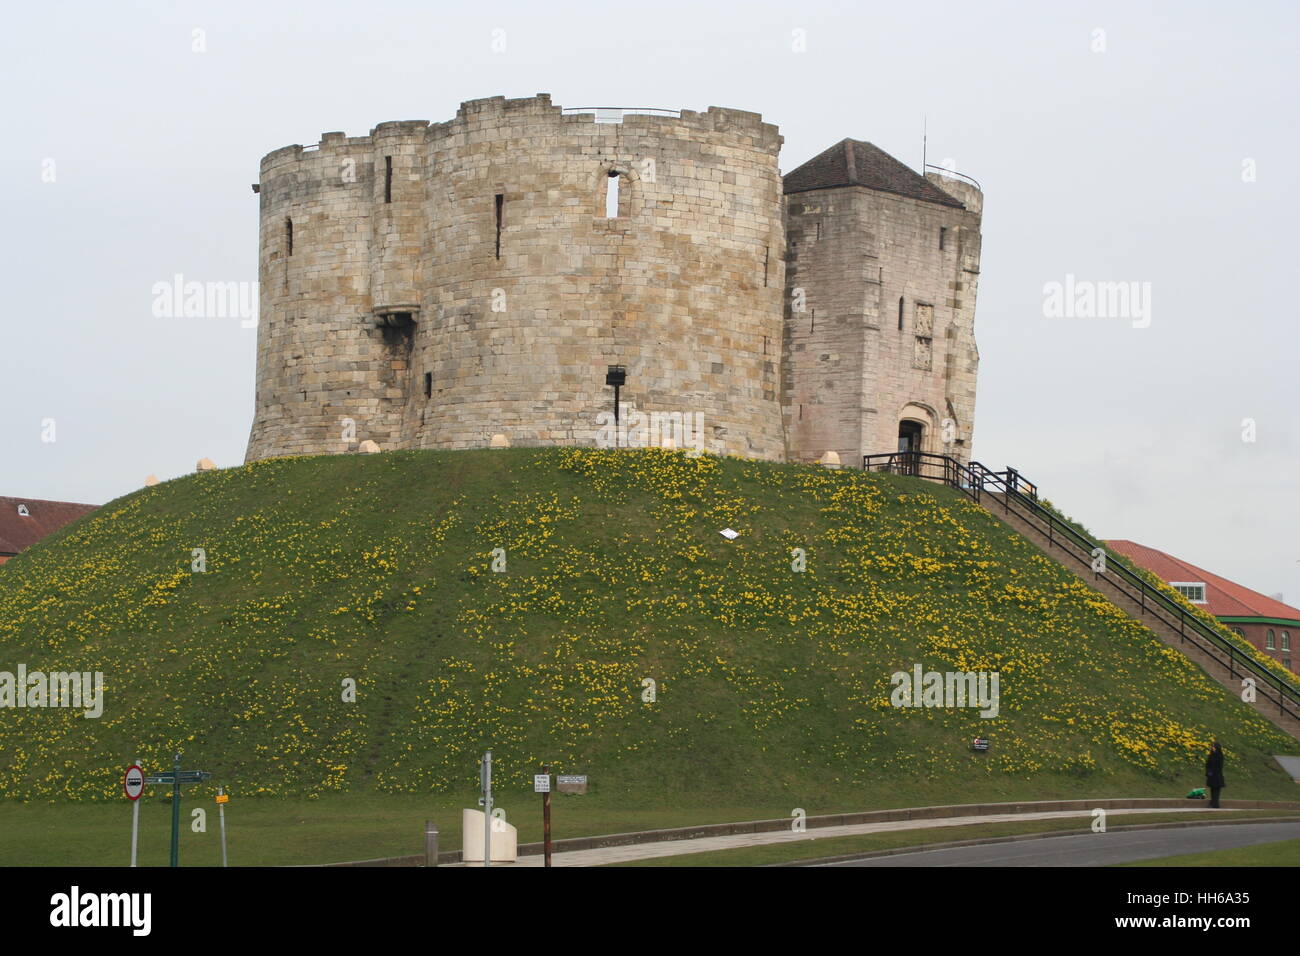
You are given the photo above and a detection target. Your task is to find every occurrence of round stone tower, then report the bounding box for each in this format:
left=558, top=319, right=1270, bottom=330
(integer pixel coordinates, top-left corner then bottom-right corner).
left=245, top=94, right=788, bottom=462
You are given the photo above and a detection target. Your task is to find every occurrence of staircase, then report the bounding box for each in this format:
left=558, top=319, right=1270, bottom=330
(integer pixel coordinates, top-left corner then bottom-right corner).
left=863, top=451, right=1300, bottom=740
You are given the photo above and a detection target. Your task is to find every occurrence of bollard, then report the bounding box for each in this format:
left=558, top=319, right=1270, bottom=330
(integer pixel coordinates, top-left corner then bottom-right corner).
left=425, top=820, right=439, bottom=867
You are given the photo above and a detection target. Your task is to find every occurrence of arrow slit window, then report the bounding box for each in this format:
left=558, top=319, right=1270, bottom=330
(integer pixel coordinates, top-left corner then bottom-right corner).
left=605, top=171, right=622, bottom=218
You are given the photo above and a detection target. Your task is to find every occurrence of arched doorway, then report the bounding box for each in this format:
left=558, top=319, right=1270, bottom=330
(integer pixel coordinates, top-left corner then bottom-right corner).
left=898, top=420, right=924, bottom=475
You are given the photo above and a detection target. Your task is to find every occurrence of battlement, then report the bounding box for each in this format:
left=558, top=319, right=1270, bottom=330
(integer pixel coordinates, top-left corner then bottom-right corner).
left=259, top=94, right=783, bottom=180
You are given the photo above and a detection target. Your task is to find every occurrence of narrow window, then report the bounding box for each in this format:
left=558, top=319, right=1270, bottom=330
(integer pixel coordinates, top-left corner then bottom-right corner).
left=763, top=335, right=769, bottom=355
left=286, top=218, right=293, bottom=256
left=939, top=226, right=947, bottom=250
left=384, top=156, right=393, bottom=204
left=1267, top=629, right=1276, bottom=649
left=605, top=171, right=621, bottom=218
left=424, top=372, right=432, bottom=398
left=494, top=194, right=504, bottom=259
left=898, top=297, right=904, bottom=330
left=810, top=309, right=815, bottom=334
left=815, top=221, right=822, bottom=240
left=1282, top=631, right=1291, bottom=651
left=763, top=246, right=769, bottom=287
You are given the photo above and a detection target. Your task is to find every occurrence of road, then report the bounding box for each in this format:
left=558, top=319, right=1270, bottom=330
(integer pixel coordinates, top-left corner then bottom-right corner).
left=826, top=821, right=1300, bottom=866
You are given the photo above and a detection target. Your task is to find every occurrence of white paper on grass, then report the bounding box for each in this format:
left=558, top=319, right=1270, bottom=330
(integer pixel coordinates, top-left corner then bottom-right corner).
left=719, top=528, right=739, bottom=540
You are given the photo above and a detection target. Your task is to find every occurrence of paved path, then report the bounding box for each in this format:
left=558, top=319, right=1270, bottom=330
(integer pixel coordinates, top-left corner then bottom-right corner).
left=473, top=806, right=1251, bottom=867
left=828, top=820, right=1300, bottom=867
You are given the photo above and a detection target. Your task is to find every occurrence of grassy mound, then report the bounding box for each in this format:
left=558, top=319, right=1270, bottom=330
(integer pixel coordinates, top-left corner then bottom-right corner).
left=0, top=448, right=1293, bottom=807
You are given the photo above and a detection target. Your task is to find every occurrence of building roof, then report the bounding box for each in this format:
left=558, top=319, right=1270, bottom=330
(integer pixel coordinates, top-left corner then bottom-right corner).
left=0, top=496, right=99, bottom=557
left=783, top=138, right=965, bottom=208
left=1106, top=539, right=1300, bottom=623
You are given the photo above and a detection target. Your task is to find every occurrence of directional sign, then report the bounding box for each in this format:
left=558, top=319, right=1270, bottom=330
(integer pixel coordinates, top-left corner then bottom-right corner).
left=123, top=765, right=145, bottom=801
left=145, top=770, right=211, bottom=784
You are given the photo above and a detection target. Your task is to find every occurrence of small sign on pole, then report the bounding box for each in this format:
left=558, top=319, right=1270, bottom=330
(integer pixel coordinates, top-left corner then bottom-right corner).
left=124, top=762, right=144, bottom=867
left=123, top=765, right=145, bottom=800
left=215, top=787, right=229, bottom=867
left=538, top=765, right=553, bottom=868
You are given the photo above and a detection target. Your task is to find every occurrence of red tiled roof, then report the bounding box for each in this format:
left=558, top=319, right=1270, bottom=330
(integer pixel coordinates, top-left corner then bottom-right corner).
left=1106, top=539, right=1300, bottom=622
left=0, top=496, right=99, bottom=557
left=784, top=139, right=966, bottom=208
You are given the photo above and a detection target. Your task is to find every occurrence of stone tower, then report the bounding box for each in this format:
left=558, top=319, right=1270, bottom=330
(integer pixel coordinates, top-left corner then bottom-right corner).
left=245, top=94, right=788, bottom=462
left=781, top=140, right=983, bottom=467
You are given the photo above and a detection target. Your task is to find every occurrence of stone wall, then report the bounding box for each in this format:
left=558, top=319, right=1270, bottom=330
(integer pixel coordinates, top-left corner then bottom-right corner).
left=246, top=95, right=983, bottom=469
left=783, top=173, right=982, bottom=466
left=246, top=95, right=788, bottom=461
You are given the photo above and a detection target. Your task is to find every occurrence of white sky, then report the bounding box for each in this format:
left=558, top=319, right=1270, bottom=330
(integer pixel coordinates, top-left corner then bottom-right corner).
left=2, top=0, right=1296, bottom=601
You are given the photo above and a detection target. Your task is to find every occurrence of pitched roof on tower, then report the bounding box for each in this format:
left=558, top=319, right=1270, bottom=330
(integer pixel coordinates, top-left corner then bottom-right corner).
left=1106, top=539, right=1300, bottom=622
left=783, top=138, right=965, bottom=208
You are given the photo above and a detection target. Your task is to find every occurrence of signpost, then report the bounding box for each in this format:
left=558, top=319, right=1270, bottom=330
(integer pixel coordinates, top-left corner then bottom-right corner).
left=144, top=753, right=213, bottom=867
left=535, top=766, right=553, bottom=868
left=971, top=737, right=990, bottom=752
left=123, top=762, right=144, bottom=867
left=479, top=750, right=493, bottom=868
left=215, top=787, right=230, bottom=867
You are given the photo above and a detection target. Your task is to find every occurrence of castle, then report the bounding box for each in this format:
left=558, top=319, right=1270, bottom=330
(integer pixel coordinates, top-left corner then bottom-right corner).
left=245, top=94, right=982, bottom=466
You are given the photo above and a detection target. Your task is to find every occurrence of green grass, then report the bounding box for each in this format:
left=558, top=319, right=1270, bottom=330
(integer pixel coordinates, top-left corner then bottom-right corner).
left=607, top=810, right=1300, bottom=867
left=1122, top=836, right=1300, bottom=866
left=1, top=447, right=1296, bottom=866
left=0, top=792, right=838, bottom=867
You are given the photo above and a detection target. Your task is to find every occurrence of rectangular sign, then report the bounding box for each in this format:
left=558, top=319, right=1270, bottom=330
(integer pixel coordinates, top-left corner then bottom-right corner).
left=557, top=774, right=588, bottom=794
left=144, top=771, right=212, bottom=784
left=533, top=774, right=551, bottom=793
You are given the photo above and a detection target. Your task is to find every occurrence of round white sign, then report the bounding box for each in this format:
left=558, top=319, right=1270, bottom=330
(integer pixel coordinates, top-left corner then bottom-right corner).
left=123, top=765, right=145, bottom=801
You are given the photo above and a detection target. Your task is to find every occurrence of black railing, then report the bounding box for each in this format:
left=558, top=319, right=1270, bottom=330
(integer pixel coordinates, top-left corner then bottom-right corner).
left=924, top=164, right=983, bottom=192
left=863, top=451, right=1300, bottom=723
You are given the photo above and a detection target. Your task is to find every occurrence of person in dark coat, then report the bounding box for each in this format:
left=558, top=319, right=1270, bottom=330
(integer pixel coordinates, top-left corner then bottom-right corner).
left=1205, top=740, right=1226, bottom=808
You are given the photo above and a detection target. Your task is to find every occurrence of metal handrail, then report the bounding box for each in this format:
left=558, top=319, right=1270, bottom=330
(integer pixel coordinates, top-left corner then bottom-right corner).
left=924, top=164, right=983, bottom=191
left=561, top=107, right=682, bottom=121
left=862, top=451, right=1300, bottom=721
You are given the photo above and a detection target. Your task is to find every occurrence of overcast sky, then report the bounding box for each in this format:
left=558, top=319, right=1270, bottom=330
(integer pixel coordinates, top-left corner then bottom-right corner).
left=2, top=0, right=1296, bottom=601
